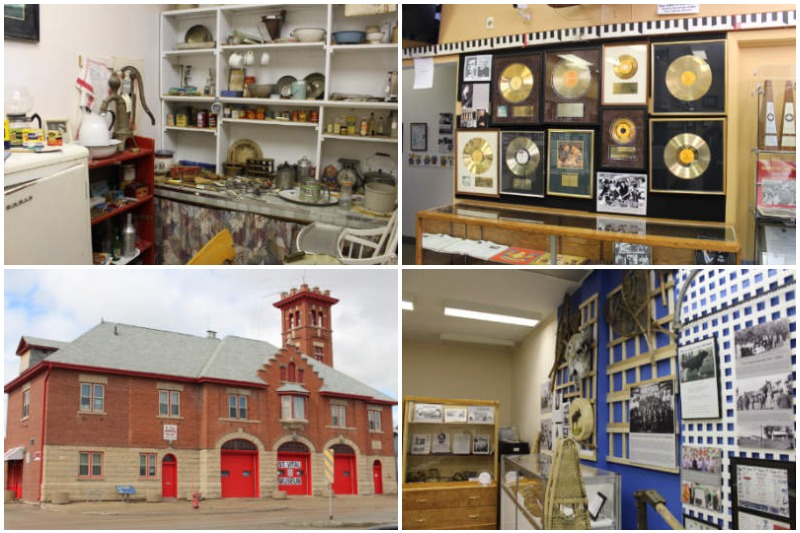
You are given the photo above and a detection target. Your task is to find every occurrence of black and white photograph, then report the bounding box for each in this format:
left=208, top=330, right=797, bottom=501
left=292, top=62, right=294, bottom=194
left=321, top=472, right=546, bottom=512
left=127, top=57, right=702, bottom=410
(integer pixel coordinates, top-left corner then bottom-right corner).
left=629, top=381, right=677, bottom=469
left=463, top=54, right=492, bottom=82
left=410, top=122, right=427, bottom=152
left=439, top=113, right=453, bottom=135
left=735, top=318, right=794, bottom=450
left=596, top=172, right=648, bottom=216
left=459, top=83, right=491, bottom=128
left=444, top=406, right=467, bottom=423
left=453, top=431, right=472, bottom=455
left=760, top=178, right=796, bottom=207
left=472, top=434, right=491, bottom=454
left=678, top=337, right=721, bottom=419
left=540, top=380, right=552, bottom=414
left=597, top=217, right=646, bottom=235
left=735, top=511, right=790, bottom=530
left=695, top=249, right=735, bottom=265
left=431, top=431, right=451, bottom=454
left=410, top=434, right=431, bottom=455
left=684, top=515, right=721, bottom=530
left=412, top=402, right=443, bottom=423
left=681, top=446, right=723, bottom=513
left=438, top=135, right=453, bottom=154
left=613, top=242, right=652, bottom=265
left=540, top=419, right=553, bottom=452
left=468, top=405, right=495, bottom=424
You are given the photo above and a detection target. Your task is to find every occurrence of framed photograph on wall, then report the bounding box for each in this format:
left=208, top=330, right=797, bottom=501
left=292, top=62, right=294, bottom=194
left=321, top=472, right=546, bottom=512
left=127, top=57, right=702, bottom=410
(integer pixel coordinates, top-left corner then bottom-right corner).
left=410, top=434, right=431, bottom=455
left=492, top=52, right=542, bottom=124
left=680, top=446, right=723, bottom=513
left=547, top=129, right=594, bottom=198
left=730, top=457, right=795, bottom=529
left=463, top=54, right=493, bottom=82
left=678, top=337, right=721, bottom=419
left=4, top=4, right=39, bottom=42
left=412, top=402, right=443, bottom=423
left=410, top=123, right=428, bottom=152
left=684, top=515, right=720, bottom=530
left=601, top=108, right=647, bottom=169
left=444, top=406, right=467, bottom=423
left=472, top=434, right=491, bottom=454
left=602, top=43, right=648, bottom=105
left=456, top=129, right=500, bottom=197
left=597, top=172, right=647, bottom=216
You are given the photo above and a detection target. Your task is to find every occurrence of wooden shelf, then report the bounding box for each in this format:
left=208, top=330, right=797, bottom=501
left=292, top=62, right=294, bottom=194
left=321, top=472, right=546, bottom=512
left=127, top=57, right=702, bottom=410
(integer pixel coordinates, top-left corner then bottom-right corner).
left=91, top=194, right=154, bottom=226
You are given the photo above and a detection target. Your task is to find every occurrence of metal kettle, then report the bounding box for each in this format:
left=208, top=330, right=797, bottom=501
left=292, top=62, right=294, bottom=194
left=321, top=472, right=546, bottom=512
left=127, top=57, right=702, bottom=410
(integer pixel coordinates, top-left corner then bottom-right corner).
left=275, top=161, right=297, bottom=190
left=296, top=155, right=312, bottom=181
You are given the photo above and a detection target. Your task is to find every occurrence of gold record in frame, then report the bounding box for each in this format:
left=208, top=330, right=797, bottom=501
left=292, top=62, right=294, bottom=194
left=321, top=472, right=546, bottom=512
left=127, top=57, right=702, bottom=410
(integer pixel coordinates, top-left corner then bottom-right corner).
left=652, top=40, right=726, bottom=114
left=499, top=63, right=533, bottom=104
left=610, top=117, right=637, bottom=145
left=601, top=109, right=646, bottom=170
left=545, top=48, right=600, bottom=123
left=602, top=43, right=648, bottom=106
left=492, top=53, right=542, bottom=124
left=456, top=129, right=500, bottom=197
left=613, top=55, right=638, bottom=80
left=664, top=55, right=713, bottom=102
left=663, top=133, right=711, bottom=180
left=506, top=136, right=540, bottom=176
left=500, top=131, right=546, bottom=197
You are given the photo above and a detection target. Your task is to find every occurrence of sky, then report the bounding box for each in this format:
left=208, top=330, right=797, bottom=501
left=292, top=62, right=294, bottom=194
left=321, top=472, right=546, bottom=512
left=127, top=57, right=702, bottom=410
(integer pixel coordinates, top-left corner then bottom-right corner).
left=4, top=268, right=399, bottom=426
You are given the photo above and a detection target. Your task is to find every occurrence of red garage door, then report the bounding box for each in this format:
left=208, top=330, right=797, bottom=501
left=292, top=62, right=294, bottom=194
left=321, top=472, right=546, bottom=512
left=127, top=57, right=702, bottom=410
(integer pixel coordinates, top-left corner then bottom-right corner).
left=277, top=442, right=310, bottom=496
left=220, top=439, right=258, bottom=498
left=332, top=444, right=357, bottom=495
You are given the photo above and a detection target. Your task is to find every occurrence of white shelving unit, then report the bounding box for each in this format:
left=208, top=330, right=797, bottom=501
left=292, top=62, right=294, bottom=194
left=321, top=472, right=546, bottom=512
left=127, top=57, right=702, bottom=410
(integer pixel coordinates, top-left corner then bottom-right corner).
left=159, top=4, right=398, bottom=180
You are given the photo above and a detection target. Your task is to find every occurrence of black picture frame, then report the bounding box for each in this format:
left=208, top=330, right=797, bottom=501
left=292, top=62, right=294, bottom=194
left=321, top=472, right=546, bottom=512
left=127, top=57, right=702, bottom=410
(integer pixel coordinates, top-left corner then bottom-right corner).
left=730, top=457, right=795, bottom=530
left=683, top=514, right=720, bottom=530
left=677, top=336, right=721, bottom=420
left=651, top=40, right=726, bottom=115
left=500, top=130, right=546, bottom=198
left=4, top=4, right=39, bottom=42
left=410, top=123, right=428, bottom=152
left=650, top=118, right=726, bottom=195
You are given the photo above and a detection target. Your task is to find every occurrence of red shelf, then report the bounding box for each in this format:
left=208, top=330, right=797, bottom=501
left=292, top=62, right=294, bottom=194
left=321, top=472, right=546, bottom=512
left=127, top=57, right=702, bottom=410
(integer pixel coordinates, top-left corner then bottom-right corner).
left=91, top=194, right=155, bottom=226
left=87, top=138, right=155, bottom=170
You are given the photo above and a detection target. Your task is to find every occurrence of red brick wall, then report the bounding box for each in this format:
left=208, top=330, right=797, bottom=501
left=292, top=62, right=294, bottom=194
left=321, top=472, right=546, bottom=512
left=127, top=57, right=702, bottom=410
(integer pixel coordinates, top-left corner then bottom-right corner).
left=5, top=371, right=46, bottom=502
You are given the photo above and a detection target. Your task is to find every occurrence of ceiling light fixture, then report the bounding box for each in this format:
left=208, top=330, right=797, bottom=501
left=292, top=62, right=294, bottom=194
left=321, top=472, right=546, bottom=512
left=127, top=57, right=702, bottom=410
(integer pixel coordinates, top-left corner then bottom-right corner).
left=440, top=332, right=515, bottom=349
left=444, top=300, right=539, bottom=327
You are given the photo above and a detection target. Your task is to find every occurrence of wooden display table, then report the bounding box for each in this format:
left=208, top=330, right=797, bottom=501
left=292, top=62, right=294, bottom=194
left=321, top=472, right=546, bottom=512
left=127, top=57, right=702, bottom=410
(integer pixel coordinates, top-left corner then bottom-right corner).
left=416, top=202, right=740, bottom=265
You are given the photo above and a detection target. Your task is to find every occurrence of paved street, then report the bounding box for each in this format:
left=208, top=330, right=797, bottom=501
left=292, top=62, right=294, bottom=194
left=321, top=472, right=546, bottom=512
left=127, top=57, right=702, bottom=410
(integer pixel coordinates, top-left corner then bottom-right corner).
left=4, top=495, right=398, bottom=530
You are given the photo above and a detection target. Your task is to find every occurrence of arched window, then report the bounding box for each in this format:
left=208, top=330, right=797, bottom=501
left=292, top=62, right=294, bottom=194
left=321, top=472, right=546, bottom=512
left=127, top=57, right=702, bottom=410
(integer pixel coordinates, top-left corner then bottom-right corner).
left=278, top=441, right=309, bottom=453
left=295, top=310, right=301, bottom=327
left=331, top=443, right=355, bottom=455
left=222, top=439, right=257, bottom=451
left=318, top=311, right=325, bottom=327
left=298, top=368, right=304, bottom=382
left=288, top=362, right=296, bottom=382
left=288, top=314, right=294, bottom=329
left=311, top=310, right=317, bottom=326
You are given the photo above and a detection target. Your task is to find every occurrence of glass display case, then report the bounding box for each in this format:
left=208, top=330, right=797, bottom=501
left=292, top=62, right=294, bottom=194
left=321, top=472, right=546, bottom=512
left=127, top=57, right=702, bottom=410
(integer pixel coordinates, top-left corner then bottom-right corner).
left=500, top=453, right=620, bottom=530
left=402, top=396, right=500, bottom=530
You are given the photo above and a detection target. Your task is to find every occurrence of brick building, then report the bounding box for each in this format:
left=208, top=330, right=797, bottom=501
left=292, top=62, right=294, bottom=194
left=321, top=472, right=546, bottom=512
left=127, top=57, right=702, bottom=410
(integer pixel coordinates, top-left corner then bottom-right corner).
left=4, top=284, right=396, bottom=503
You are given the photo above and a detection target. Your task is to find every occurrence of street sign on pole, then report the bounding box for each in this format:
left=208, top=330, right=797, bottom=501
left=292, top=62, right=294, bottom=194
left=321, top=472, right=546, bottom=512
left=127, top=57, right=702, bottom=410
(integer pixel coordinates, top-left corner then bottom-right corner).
left=323, top=447, right=334, bottom=519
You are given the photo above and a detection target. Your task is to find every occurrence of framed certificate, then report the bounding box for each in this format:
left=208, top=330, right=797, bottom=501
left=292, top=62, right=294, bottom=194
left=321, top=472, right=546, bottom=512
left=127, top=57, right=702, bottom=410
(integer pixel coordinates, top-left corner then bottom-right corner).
left=731, top=457, right=795, bottom=529
left=456, top=129, right=500, bottom=197
left=547, top=129, right=594, bottom=198
left=602, top=43, right=648, bottom=105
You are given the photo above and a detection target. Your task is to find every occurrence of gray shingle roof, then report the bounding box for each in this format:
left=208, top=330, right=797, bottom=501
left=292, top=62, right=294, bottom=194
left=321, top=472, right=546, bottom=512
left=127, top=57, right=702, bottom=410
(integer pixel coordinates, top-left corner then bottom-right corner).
left=276, top=383, right=309, bottom=393
left=41, top=322, right=394, bottom=403
left=22, top=336, right=68, bottom=351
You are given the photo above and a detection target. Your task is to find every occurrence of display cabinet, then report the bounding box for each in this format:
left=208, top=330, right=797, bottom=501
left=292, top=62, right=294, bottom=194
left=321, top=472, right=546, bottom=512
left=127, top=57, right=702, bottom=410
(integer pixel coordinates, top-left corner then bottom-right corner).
left=159, top=4, right=398, bottom=181
left=402, top=396, right=500, bottom=530
left=88, top=136, right=155, bottom=265
left=500, top=454, right=620, bottom=530
left=416, top=202, right=740, bottom=265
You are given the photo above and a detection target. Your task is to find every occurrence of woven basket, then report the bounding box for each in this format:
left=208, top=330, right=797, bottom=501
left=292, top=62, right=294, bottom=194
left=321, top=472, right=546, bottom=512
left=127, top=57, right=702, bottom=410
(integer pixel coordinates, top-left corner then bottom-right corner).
left=544, top=437, right=590, bottom=530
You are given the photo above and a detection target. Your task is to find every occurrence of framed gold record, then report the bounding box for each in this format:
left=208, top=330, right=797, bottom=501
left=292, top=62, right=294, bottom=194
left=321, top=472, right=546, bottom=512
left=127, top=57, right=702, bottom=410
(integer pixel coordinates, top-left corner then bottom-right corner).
left=492, top=52, right=542, bottom=125
left=650, top=118, right=726, bottom=195
left=601, top=109, right=646, bottom=169
left=500, top=130, right=546, bottom=197
left=602, top=43, right=648, bottom=106
left=652, top=40, right=726, bottom=115
left=456, top=129, right=500, bottom=197
left=544, top=48, right=600, bottom=123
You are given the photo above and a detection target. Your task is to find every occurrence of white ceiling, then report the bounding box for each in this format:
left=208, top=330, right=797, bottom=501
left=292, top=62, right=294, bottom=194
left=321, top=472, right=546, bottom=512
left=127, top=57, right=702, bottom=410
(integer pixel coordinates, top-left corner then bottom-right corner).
left=402, top=269, right=592, bottom=348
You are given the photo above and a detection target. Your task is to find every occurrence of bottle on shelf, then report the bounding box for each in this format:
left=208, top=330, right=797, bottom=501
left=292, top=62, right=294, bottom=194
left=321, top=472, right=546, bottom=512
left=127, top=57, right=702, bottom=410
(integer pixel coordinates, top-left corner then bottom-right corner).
left=390, top=111, right=398, bottom=139
left=368, top=112, right=376, bottom=136
left=112, top=229, right=122, bottom=261
left=347, top=113, right=356, bottom=136
left=360, top=115, right=368, bottom=136
left=123, top=213, right=137, bottom=257
left=760, top=80, right=779, bottom=149
left=377, top=115, right=385, bottom=136
left=779, top=80, right=795, bottom=150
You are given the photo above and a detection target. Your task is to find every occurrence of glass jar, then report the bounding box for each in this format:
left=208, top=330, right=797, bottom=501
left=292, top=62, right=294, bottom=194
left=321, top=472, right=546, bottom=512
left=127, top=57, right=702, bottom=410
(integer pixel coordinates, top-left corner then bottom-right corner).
left=154, top=150, right=175, bottom=176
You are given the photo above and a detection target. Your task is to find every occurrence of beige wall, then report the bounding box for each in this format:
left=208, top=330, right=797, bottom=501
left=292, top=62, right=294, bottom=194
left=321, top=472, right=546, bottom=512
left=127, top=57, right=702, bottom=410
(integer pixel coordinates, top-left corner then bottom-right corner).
left=402, top=340, right=514, bottom=427
left=510, top=314, right=557, bottom=447
left=439, top=4, right=796, bottom=43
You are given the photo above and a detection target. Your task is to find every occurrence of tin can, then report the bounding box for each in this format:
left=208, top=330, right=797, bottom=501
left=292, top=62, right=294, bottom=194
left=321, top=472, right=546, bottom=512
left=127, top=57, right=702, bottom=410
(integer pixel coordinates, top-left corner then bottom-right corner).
left=246, top=109, right=256, bottom=120
left=208, top=113, right=217, bottom=128
left=309, top=110, right=319, bottom=123
left=291, top=110, right=299, bottom=122
left=176, top=114, right=188, bottom=127
left=166, top=113, right=175, bottom=127
left=197, top=110, right=207, bottom=129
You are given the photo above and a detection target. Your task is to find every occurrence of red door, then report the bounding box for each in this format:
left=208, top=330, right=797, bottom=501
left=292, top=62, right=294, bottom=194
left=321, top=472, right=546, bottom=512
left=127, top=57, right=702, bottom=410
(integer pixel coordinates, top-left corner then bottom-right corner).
left=372, top=460, right=383, bottom=494
left=220, top=451, right=258, bottom=498
left=276, top=452, right=310, bottom=495
left=333, top=454, right=357, bottom=495
left=7, top=461, right=22, bottom=499
left=162, top=455, right=177, bottom=499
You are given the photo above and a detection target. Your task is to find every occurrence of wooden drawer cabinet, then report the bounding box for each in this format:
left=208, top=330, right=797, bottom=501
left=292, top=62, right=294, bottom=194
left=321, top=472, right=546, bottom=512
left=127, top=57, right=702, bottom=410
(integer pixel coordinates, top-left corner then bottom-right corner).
left=403, top=486, right=498, bottom=530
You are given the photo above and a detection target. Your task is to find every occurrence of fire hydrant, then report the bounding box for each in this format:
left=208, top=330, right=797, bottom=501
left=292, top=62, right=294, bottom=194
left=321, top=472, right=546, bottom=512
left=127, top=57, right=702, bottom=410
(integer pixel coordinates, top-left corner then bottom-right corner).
left=192, top=491, right=200, bottom=509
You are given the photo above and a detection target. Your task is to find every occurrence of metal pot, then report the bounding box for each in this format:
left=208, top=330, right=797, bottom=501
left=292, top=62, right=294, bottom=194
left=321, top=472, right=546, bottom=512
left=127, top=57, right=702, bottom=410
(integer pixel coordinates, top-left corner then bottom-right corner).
left=275, top=161, right=296, bottom=190
left=296, top=155, right=312, bottom=181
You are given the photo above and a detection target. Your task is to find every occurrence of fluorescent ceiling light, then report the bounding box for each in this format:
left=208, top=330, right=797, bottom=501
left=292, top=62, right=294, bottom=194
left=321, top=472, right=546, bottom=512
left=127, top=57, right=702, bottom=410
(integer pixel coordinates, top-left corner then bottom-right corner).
left=402, top=294, right=415, bottom=311
left=440, top=332, right=515, bottom=350
left=444, top=301, right=539, bottom=327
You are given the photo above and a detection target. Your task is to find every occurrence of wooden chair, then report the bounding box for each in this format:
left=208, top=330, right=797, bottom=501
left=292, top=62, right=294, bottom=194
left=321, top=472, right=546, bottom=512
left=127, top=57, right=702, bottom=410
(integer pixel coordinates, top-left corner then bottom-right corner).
left=295, top=210, right=398, bottom=265
left=187, top=229, right=237, bottom=265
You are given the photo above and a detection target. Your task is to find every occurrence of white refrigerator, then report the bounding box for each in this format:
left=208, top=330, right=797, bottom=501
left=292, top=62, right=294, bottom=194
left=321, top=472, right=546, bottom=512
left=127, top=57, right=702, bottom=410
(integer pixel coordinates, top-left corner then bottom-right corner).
left=5, top=144, right=93, bottom=264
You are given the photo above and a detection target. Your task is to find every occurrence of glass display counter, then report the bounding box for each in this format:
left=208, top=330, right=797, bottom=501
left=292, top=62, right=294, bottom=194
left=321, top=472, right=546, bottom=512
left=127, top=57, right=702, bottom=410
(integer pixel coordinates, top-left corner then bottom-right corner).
left=500, top=454, right=620, bottom=530
left=416, top=202, right=740, bottom=265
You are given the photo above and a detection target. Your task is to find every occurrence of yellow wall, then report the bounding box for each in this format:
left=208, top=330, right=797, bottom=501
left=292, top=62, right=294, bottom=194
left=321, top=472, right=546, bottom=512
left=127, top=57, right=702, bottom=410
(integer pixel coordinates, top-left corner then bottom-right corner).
left=402, top=340, right=514, bottom=427
left=439, top=4, right=796, bottom=43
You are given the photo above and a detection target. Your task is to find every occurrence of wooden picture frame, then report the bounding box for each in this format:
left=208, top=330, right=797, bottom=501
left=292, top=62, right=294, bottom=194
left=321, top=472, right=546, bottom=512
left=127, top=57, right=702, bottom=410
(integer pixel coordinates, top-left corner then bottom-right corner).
left=492, top=52, right=542, bottom=125
left=730, top=457, right=795, bottom=529
left=601, top=108, right=647, bottom=170
left=602, top=43, right=648, bottom=106
left=544, top=48, right=600, bottom=123
left=4, top=4, right=39, bottom=42
left=410, top=123, right=427, bottom=152
left=456, top=129, right=500, bottom=197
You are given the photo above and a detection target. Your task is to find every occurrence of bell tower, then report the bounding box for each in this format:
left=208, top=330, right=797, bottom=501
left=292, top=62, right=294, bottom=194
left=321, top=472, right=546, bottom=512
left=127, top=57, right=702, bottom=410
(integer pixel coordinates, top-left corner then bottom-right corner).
left=273, top=284, right=339, bottom=367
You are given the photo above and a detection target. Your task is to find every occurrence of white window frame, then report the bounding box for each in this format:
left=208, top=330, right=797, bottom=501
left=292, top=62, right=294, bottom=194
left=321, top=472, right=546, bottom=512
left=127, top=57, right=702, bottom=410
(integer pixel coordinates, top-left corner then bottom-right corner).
left=281, top=395, right=307, bottom=421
